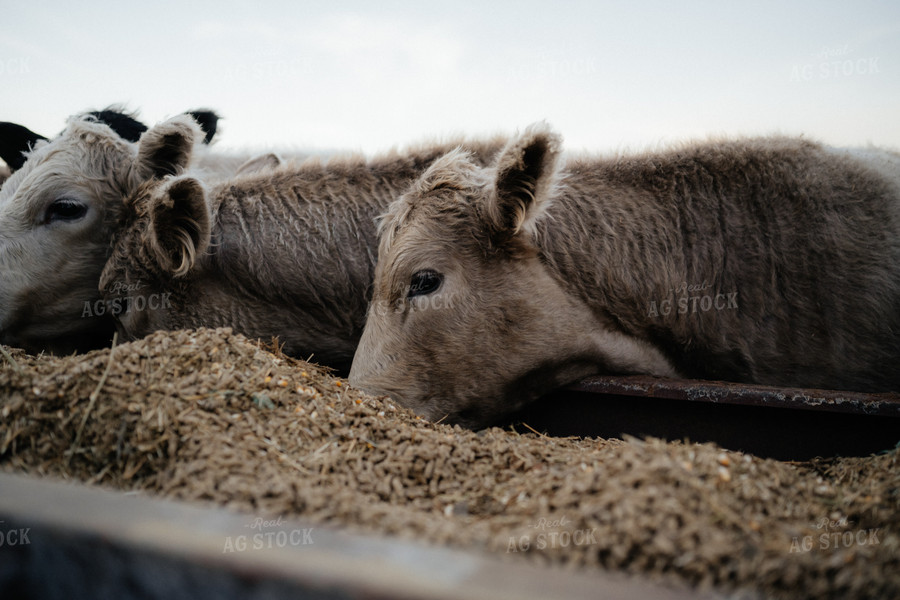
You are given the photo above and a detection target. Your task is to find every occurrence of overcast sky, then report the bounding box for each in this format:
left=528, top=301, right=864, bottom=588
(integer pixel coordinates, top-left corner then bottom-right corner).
left=3, top=0, right=899, bottom=157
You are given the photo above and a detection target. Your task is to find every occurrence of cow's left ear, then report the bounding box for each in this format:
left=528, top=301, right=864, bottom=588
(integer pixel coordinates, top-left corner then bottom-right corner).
left=485, top=122, right=562, bottom=240
left=0, top=122, right=48, bottom=171
left=86, top=107, right=148, bottom=143
left=147, top=176, right=210, bottom=278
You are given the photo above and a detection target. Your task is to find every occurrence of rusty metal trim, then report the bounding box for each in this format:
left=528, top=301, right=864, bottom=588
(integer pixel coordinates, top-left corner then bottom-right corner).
left=565, top=375, right=900, bottom=417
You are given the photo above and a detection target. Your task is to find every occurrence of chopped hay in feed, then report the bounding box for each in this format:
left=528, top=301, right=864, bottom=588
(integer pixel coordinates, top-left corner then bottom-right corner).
left=1, top=327, right=898, bottom=599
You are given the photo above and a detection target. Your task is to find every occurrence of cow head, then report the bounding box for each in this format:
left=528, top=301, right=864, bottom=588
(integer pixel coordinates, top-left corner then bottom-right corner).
left=98, top=174, right=210, bottom=339
left=0, top=114, right=203, bottom=354
left=349, top=123, right=614, bottom=428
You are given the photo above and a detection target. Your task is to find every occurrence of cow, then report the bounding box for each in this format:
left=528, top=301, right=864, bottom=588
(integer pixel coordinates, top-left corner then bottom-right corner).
left=0, top=109, right=302, bottom=356
left=0, top=114, right=211, bottom=355
left=348, top=123, right=900, bottom=428
left=97, top=124, right=506, bottom=373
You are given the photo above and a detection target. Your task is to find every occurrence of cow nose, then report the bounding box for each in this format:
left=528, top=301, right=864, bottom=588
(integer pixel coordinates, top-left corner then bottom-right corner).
left=348, top=353, right=369, bottom=384
left=348, top=331, right=384, bottom=388
left=348, top=365, right=364, bottom=387
left=348, top=362, right=377, bottom=393
left=348, top=358, right=400, bottom=404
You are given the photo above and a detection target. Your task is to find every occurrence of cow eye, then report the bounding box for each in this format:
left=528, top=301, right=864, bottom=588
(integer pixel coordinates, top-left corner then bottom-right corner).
left=45, top=198, right=88, bottom=223
left=408, top=270, right=443, bottom=298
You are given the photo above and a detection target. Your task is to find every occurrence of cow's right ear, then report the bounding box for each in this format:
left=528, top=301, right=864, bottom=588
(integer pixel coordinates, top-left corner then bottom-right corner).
left=0, top=122, right=48, bottom=171
left=485, top=122, right=562, bottom=241
left=185, top=109, right=219, bottom=145
left=135, top=114, right=202, bottom=179
left=147, top=176, right=210, bottom=278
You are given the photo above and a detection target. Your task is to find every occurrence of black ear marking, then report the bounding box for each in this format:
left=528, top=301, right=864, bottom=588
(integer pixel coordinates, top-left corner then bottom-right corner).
left=87, top=109, right=148, bottom=143
left=0, top=122, right=48, bottom=170
left=186, top=109, right=220, bottom=145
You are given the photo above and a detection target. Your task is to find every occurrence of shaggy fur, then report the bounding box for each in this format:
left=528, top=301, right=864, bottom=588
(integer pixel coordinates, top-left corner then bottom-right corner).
left=350, top=123, right=900, bottom=428
left=99, top=136, right=506, bottom=373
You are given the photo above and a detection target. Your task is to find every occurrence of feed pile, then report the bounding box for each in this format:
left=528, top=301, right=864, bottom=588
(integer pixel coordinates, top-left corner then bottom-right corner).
left=1, top=328, right=897, bottom=599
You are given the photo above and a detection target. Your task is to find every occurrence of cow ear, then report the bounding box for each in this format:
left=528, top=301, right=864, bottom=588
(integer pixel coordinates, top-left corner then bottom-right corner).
left=185, top=109, right=219, bottom=145
left=0, top=122, right=48, bottom=171
left=485, top=122, right=562, bottom=240
left=87, top=107, right=147, bottom=143
left=135, top=115, right=201, bottom=178
left=235, top=152, right=282, bottom=175
left=147, top=176, right=210, bottom=277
